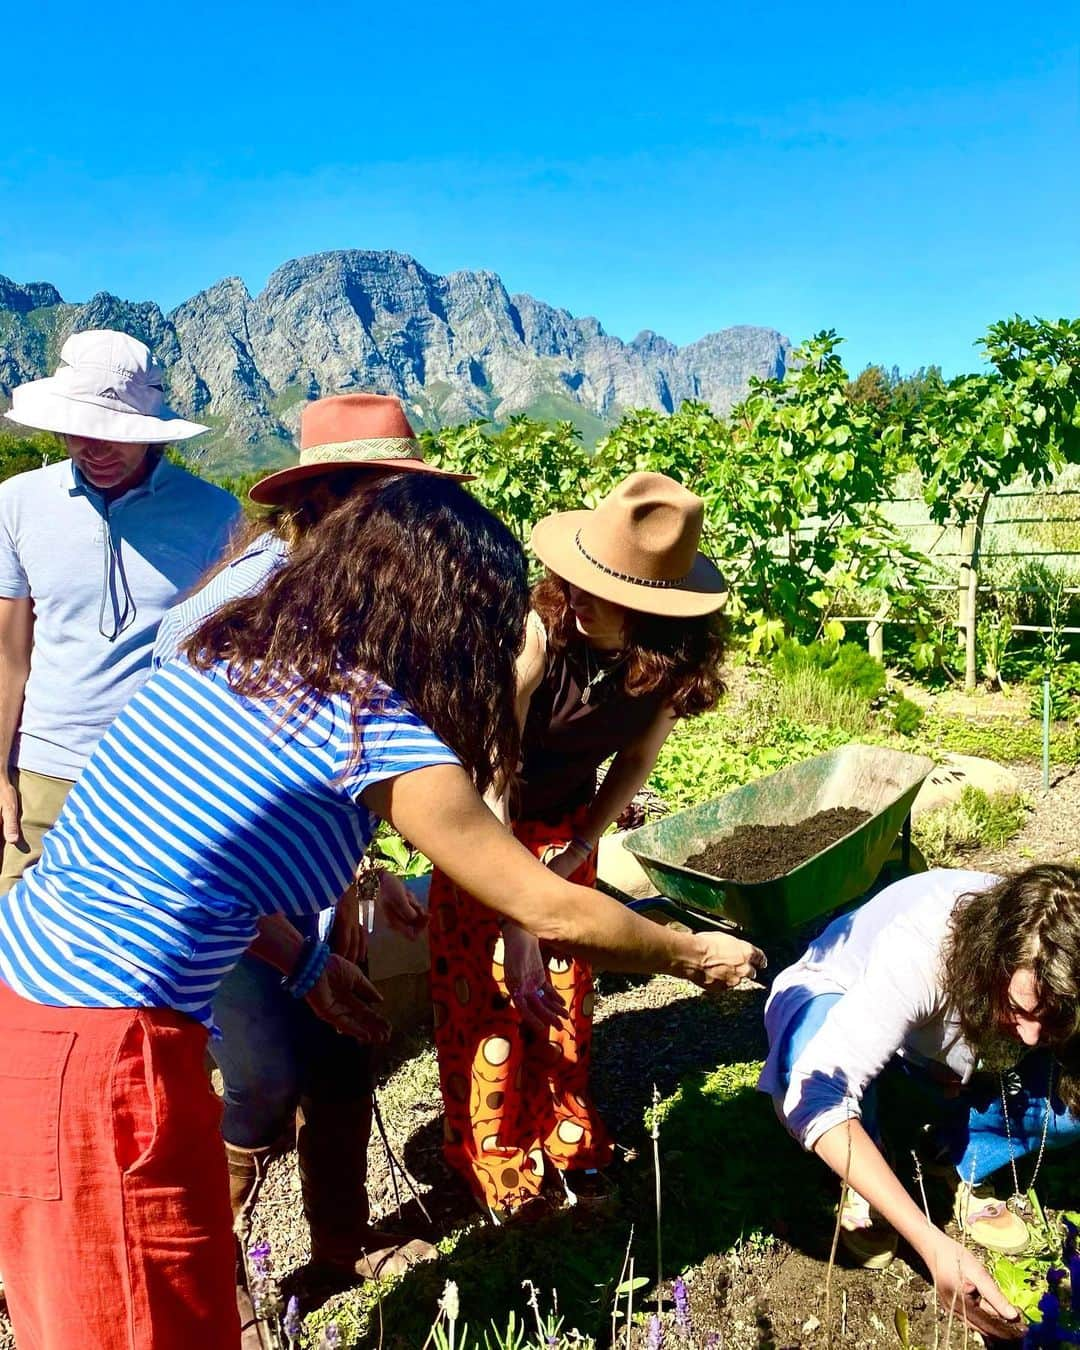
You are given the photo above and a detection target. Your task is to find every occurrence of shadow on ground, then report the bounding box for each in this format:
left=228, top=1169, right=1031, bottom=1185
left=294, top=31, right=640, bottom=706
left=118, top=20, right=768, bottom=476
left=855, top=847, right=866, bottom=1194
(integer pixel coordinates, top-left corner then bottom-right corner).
left=300, top=989, right=832, bottom=1347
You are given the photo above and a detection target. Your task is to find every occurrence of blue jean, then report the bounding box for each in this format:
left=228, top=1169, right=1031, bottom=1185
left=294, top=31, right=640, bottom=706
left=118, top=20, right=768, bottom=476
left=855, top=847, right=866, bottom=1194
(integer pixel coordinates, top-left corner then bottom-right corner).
left=779, top=992, right=1080, bottom=1185
left=210, top=935, right=372, bottom=1150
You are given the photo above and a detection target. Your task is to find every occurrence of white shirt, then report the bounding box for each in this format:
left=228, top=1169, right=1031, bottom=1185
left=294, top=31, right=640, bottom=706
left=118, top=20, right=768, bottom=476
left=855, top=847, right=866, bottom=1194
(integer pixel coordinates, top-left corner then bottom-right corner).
left=758, top=869, right=999, bottom=1149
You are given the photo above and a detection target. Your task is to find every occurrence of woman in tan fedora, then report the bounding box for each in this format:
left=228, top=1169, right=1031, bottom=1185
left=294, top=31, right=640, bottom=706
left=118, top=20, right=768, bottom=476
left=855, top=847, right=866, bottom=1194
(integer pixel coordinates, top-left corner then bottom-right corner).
left=429, top=472, right=731, bottom=1220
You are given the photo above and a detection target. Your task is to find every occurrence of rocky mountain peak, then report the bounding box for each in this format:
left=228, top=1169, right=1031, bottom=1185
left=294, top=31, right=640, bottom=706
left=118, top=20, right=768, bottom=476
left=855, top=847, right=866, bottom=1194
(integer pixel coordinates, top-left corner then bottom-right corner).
left=0, top=249, right=791, bottom=475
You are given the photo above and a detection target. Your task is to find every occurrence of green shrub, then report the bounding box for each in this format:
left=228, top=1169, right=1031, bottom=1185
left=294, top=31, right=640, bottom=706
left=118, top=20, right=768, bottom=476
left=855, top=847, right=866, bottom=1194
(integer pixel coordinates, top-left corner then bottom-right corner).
left=770, top=666, right=871, bottom=732
left=890, top=694, right=925, bottom=736
left=914, top=787, right=1029, bottom=867
left=770, top=639, right=886, bottom=702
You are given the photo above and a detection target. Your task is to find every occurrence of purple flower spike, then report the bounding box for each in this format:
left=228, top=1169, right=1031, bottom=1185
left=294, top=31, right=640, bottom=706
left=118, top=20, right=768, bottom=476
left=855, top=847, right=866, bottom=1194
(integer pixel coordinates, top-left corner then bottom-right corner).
left=248, top=1238, right=272, bottom=1278
left=647, top=1313, right=665, bottom=1349
left=1038, top=1288, right=1061, bottom=1326
left=672, top=1277, right=691, bottom=1337
left=703, top=1335, right=721, bottom=1349
left=284, top=1295, right=302, bottom=1342
left=319, top=1324, right=342, bottom=1349
left=1069, top=1254, right=1080, bottom=1314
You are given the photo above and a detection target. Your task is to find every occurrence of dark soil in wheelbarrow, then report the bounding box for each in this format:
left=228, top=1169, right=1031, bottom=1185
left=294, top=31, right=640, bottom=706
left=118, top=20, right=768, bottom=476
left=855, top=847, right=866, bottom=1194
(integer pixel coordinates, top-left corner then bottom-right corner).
left=686, top=807, right=871, bottom=883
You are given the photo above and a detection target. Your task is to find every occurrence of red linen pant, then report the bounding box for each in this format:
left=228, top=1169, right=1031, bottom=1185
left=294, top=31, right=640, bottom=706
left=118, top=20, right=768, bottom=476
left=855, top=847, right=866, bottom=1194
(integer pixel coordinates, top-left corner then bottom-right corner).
left=428, top=813, right=613, bottom=1214
left=0, top=980, right=239, bottom=1349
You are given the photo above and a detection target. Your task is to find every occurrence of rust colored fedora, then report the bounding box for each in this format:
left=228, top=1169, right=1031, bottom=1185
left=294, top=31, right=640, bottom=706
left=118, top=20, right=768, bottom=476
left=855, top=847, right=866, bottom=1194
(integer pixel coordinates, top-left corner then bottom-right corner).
left=530, top=472, right=727, bottom=618
left=249, top=392, right=473, bottom=505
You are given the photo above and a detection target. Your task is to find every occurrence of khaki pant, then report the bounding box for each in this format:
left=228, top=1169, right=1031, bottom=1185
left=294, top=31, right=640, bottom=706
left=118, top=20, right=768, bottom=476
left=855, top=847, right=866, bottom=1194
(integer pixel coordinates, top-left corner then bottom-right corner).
left=0, top=768, right=74, bottom=895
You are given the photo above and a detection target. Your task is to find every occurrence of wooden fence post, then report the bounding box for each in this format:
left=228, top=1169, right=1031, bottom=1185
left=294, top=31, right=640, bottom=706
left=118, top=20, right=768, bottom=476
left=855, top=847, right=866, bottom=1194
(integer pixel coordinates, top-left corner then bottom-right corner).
left=959, top=490, right=992, bottom=692
left=867, top=597, right=888, bottom=663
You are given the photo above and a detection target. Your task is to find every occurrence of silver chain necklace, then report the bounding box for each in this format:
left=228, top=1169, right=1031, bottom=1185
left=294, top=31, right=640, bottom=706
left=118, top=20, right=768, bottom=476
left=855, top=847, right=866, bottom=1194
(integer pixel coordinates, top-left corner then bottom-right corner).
left=999, top=1061, right=1054, bottom=1214
left=578, top=645, right=625, bottom=706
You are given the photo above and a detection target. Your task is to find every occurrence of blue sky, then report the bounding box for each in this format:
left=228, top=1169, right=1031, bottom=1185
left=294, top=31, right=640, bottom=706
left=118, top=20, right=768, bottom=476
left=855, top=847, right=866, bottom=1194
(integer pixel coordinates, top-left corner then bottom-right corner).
left=2, top=0, right=1076, bottom=377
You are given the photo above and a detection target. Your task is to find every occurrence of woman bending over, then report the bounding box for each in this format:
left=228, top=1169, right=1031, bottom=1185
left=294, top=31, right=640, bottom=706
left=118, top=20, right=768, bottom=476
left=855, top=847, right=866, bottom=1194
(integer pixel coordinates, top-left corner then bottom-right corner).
left=761, top=865, right=1080, bottom=1340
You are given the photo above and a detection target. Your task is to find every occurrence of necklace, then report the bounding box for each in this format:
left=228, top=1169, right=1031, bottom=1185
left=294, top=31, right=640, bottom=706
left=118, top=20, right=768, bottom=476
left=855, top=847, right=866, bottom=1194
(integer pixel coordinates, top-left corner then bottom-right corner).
left=578, top=645, right=625, bottom=706
left=999, top=1062, right=1054, bottom=1214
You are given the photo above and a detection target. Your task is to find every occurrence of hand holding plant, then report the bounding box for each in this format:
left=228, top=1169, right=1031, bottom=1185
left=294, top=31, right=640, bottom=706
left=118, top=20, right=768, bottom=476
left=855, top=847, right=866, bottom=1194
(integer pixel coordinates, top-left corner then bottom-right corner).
left=919, top=1228, right=1023, bottom=1339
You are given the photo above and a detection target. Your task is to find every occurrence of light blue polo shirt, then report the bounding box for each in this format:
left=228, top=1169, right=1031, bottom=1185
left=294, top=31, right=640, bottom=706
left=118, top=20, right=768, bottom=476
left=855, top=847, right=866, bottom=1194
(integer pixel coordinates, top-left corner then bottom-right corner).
left=0, top=455, right=241, bottom=779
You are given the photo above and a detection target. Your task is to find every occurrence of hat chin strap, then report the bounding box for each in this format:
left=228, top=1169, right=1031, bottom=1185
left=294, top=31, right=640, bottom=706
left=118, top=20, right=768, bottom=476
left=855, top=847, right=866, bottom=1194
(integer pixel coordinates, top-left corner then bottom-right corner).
left=573, top=530, right=690, bottom=589
left=299, top=438, right=421, bottom=465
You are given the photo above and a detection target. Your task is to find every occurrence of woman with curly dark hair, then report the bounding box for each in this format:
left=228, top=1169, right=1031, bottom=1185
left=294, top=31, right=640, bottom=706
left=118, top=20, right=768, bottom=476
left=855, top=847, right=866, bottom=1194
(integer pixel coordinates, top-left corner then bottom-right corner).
left=0, top=465, right=764, bottom=1350
left=429, top=472, right=730, bottom=1222
left=760, top=864, right=1080, bottom=1341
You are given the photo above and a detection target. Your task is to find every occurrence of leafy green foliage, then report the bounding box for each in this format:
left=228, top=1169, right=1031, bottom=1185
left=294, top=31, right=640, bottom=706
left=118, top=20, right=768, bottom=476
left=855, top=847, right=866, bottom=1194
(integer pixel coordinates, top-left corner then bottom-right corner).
left=0, top=428, right=64, bottom=481
left=910, top=317, right=1080, bottom=525
left=591, top=334, right=929, bottom=651
left=913, top=786, right=1029, bottom=867
left=770, top=639, right=887, bottom=702
left=888, top=694, right=925, bottom=736
left=421, top=417, right=588, bottom=545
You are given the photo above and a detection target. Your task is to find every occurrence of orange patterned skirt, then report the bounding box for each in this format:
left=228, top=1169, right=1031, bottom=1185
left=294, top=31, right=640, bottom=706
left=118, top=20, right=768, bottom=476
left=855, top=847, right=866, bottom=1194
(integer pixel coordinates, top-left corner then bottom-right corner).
left=428, top=812, right=613, bottom=1214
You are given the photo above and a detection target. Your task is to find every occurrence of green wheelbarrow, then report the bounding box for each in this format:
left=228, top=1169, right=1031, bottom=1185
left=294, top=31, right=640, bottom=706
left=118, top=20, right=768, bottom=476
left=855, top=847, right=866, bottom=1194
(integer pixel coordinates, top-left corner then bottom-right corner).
left=609, top=743, right=933, bottom=938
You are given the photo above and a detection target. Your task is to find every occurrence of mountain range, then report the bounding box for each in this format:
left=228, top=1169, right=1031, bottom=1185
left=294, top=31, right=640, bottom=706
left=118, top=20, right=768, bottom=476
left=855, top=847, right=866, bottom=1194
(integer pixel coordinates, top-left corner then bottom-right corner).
left=0, top=251, right=791, bottom=475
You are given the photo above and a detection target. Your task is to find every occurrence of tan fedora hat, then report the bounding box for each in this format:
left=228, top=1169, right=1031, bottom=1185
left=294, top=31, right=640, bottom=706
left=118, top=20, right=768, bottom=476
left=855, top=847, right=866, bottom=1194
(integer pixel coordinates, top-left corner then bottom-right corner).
left=530, top=472, right=727, bottom=618
left=249, top=392, right=474, bottom=505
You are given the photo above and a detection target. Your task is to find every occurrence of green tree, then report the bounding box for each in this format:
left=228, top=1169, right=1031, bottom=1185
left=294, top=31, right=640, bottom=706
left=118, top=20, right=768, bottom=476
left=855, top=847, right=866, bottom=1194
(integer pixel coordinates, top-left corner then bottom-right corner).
left=592, top=336, right=928, bottom=651
left=911, top=316, right=1080, bottom=525
left=421, top=415, right=590, bottom=543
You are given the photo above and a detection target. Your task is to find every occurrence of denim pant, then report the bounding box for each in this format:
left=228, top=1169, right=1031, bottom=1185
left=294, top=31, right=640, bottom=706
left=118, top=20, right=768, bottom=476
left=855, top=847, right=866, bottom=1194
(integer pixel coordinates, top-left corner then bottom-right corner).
left=779, top=992, right=1080, bottom=1185
left=210, top=926, right=372, bottom=1149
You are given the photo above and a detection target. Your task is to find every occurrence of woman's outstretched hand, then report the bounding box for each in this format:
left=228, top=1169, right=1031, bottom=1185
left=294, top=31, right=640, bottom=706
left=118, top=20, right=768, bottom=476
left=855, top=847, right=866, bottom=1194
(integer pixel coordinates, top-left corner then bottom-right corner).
left=920, top=1229, right=1022, bottom=1338
left=306, top=953, right=391, bottom=1044
left=694, top=932, right=767, bottom=993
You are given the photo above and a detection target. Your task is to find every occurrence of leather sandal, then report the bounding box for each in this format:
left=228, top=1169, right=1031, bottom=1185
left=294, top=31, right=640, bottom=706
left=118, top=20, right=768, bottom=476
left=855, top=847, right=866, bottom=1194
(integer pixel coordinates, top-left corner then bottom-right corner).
left=838, top=1186, right=898, bottom=1270
left=953, top=1181, right=1029, bottom=1254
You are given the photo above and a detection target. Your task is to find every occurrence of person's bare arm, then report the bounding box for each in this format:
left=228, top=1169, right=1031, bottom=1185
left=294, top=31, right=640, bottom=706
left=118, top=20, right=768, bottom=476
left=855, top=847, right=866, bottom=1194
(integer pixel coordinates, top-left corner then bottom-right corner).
left=543, top=705, right=678, bottom=882
left=0, top=597, right=33, bottom=845
left=814, top=1120, right=1020, bottom=1337
left=363, top=763, right=764, bottom=990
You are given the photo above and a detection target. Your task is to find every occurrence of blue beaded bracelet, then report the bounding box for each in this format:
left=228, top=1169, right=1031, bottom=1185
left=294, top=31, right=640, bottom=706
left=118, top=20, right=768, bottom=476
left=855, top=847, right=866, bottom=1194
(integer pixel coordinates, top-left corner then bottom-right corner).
left=283, top=937, right=332, bottom=999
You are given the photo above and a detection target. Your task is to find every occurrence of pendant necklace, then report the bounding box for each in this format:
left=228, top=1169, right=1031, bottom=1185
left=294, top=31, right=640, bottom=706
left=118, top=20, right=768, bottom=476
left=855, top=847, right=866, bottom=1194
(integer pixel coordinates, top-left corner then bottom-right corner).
left=579, top=645, right=625, bottom=706
left=999, top=1062, right=1054, bottom=1215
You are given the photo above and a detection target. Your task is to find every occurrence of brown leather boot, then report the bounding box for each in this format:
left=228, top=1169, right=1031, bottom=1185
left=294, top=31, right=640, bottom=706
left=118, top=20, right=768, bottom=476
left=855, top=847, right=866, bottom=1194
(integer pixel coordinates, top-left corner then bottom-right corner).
left=297, top=1095, right=436, bottom=1282
left=225, top=1142, right=280, bottom=1350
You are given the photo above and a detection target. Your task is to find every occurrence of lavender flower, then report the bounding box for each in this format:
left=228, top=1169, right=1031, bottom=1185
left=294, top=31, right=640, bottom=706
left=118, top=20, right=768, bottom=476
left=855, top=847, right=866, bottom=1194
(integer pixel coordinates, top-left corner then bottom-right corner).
left=283, top=1295, right=302, bottom=1344
left=245, top=1239, right=281, bottom=1322
left=248, top=1238, right=272, bottom=1279
left=1038, top=1288, right=1061, bottom=1328
left=647, top=1314, right=665, bottom=1349
left=672, top=1276, right=692, bottom=1338
left=318, top=1325, right=342, bottom=1349
left=703, top=1335, right=721, bottom=1349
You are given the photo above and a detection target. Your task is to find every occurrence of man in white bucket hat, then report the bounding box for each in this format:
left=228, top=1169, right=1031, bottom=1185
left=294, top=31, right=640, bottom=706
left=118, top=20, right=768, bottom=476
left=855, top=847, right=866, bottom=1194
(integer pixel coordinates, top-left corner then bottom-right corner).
left=0, top=329, right=241, bottom=889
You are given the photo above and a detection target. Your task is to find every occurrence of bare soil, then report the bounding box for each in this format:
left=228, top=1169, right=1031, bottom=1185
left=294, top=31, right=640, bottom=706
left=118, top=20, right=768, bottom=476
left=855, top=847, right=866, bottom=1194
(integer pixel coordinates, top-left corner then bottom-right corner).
left=2, top=754, right=1078, bottom=1349
left=686, top=808, right=872, bottom=883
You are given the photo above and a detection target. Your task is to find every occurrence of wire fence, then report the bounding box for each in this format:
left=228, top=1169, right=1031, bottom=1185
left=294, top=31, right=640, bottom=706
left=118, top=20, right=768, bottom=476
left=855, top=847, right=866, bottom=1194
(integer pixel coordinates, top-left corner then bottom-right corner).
left=834, top=489, right=1080, bottom=683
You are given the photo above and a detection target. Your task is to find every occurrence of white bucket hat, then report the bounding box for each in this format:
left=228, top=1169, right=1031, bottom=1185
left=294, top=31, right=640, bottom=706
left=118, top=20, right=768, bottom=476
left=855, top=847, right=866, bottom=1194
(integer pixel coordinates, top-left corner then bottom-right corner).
left=4, top=330, right=208, bottom=444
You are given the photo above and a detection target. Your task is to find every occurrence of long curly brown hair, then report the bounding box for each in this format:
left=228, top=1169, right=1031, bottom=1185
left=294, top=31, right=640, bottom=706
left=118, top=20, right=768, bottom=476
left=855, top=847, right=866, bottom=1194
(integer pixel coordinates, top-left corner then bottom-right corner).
left=184, top=474, right=528, bottom=794
left=942, top=865, right=1080, bottom=1111
left=530, top=572, right=726, bottom=717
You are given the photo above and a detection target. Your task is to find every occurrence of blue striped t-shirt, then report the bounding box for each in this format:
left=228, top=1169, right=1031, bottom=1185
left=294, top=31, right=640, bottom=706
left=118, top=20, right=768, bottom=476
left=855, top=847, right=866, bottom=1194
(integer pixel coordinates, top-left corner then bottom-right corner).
left=0, top=659, right=458, bottom=1028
